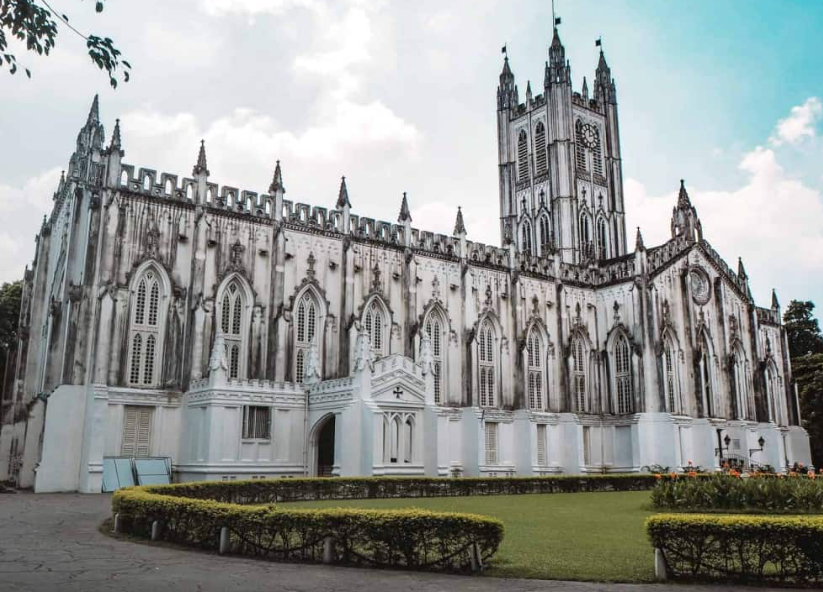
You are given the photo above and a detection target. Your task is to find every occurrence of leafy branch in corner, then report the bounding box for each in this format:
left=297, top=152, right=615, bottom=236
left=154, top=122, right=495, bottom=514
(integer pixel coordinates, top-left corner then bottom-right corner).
left=0, top=0, right=130, bottom=87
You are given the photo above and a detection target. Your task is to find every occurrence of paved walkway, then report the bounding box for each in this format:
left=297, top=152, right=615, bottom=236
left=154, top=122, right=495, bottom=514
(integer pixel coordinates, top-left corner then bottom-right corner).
left=0, top=491, right=798, bottom=592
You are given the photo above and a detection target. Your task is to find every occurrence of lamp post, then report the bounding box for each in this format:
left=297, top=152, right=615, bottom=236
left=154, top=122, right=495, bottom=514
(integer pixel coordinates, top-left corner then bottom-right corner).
left=749, top=435, right=766, bottom=458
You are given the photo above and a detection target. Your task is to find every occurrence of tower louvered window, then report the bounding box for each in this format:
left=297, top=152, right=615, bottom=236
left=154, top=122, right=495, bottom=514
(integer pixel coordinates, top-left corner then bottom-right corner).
left=364, top=299, right=386, bottom=358
left=517, top=130, right=529, bottom=182
left=597, top=217, right=608, bottom=259
left=425, top=313, right=445, bottom=404
left=521, top=221, right=532, bottom=254
left=478, top=322, right=496, bottom=407
left=615, top=335, right=633, bottom=414
left=526, top=330, right=544, bottom=410
left=221, top=281, right=245, bottom=380
left=572, top=337, right=587, bottom=412
left=592, top=127, right=603, bottom=176
left=295, top=293, right=319, bottom=383
left=534, top=122, right=547, bottom=175
left=575, top=120, right=586, bottom=170
left=128, top=269, right=163, bottom=387
left=539, top=215, right=551, bottom=253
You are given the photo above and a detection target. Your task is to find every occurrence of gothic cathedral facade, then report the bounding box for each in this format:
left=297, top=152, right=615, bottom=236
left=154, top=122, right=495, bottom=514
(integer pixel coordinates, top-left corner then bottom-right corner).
left=0, top=27, right=811, bottom=492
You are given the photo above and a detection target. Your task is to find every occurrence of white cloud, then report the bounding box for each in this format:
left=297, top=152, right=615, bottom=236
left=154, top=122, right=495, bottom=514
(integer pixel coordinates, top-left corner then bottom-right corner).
left=0, top=168, right=63, bottom=284
left=200, top=0, right=320, bottom=16
left=770, top=97, right=822, bottom=146
left=626, top=146, right=823, bottom=308
left=411, top=200, right=497, bottom=246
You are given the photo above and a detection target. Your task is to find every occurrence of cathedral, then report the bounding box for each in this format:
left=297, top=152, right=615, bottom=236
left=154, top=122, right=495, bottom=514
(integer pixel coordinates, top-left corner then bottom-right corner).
left=0, top=26, right=811, bottom=492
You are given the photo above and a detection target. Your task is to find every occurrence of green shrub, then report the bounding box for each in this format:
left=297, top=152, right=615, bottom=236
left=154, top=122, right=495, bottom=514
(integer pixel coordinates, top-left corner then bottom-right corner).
left=113, top=486, right=504, bottom=572
left=647, top=513, right=823, bottom=586
left=140, top=474, right=656, bottom=505
left=651, top=473, right=823, bottom=513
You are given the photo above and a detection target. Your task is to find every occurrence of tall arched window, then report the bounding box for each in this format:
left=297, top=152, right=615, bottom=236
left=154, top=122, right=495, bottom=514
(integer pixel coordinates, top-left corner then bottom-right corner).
left=294, top=292, right=319, bottom=383
left=478, top=321, right=496, bottom=407
left=522, top=220, right=533, bottom=253
left=518, top=129, right=529, bottom=182
left=128, top=267, right=164, bottom=387
left=571, top=336, right=587, bottom=412
left=663, top=339, right=679, bottom=414
left=220, top=279, right=247, bottom=380
left=425, top=311, right=445, bottom=405
left=534, top=122, right=547, bottom=175
left=596, top=217, right=608, bottom=259
left=539, top=215, right=551, bottom=253
left=364, top=299, right=387, bottom=358
left=575, top=120, right=586, bottom=170
left=615, top=335, right=633, bottom=414
left=526, top=329, right=544, bottom=410
left=697, top=333, right=714, bottom=417
left=765, top=363, right=781, bottom=424
left=592, top=127, right=603, bottom=176
left=730, top=346, right=747, bottom=419
left=579, top=215, right=592, bottom=259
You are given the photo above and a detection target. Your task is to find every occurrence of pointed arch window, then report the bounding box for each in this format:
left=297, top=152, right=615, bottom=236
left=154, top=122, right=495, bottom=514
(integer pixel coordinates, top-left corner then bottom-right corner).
left=526, top=329, right=544, bottom=410
left=730, top=347, right=747, bottom=419
left=294, top=292, right=319, bottom=383
left=539, top=215, right=551, bottom=254
left=575, top=120, right=586, bottom=171
left=697, top=333, right=715, bottom=417
left=614, top=335, right=633, bottom=414
left=571, top=336, right=587, bottom=412
left=663, top=339, right=680, bottom=414
left=220, top=280, right=247, bottom=380
left=534, top=121, right=548, bottom=175
left=765, top=363, right=782, bottom=425
left=425, top=311, right=446, bottom=405
left=596, top=216, right=608, bottom=259
left=128, top=268, right=164, bottom=387
left=518, top=129, right=529, bottom=182
left=579, top=214, right=592, bottom=258
left=478, top=321, right=496, bottom=408
left=521, top=220, right=533, bottom=254
left=364, top=299, right=387, bottom=358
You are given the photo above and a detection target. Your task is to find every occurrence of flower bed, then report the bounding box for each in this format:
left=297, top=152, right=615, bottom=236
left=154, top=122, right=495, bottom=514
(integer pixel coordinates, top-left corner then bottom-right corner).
left=143, top=474, right=657, bottom=505
left=113, top=485, right=504, bottom=572
left=647, top=513, right=823, bottom=586
left=651, top=472, right=823, bottom=513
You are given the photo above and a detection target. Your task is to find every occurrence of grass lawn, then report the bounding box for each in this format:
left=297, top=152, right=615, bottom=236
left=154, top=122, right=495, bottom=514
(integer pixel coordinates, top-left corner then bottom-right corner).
left=286, top=490, right=655, bottom=582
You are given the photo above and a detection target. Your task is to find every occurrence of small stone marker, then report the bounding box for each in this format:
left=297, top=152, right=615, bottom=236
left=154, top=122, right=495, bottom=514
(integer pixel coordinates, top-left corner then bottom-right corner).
left=654, top=548, right=668, bottom=580
left=219, top=526, right=230, bottom=555
left=322, top=536, right=335, bottom=564
left=113, top=513, right=122, bottom=534
left=469, top=541, right=484, bottom=572
left=151, top=520, right=162, bottom=541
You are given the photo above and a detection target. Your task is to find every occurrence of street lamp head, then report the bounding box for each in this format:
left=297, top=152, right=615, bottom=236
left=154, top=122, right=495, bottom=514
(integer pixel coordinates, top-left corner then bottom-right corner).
left=758, top=436, right=766, bottom=449
left=724, top=434, right=731, bottom=447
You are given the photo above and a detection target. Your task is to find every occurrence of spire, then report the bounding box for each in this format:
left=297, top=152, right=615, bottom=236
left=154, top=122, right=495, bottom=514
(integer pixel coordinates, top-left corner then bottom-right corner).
left=453, top=206, right=466, bottom=236
left=771, top=288, right=780, bottom=310
left=86, top=94, right=100, bottom=125
left=109, top=118, right=122, bottom=151
left=546, top=26, right=569, bottom=87
left=269, top=160, right=285, bottom=194
left=526, top=80, right=533, bottom=104
left=677, top=179, right=691, bottom=208
left=582, top=76, right=588, bottom=99
left=498, top=55, right=516, bottom=110
left=500, top=55, right=513, bottom=80
left=192, top=140, right=209, bottom=177
left=737, top=257, right=748, bottom=281
left=398, top=192, right=412, bottom=223
left=336, top=176, right=350, bottom=209
left=635, top=226, right=644, bottom=251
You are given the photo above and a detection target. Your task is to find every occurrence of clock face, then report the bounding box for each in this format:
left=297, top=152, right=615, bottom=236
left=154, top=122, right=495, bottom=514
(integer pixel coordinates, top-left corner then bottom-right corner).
left=582, top=123, right=599, bottom=149
left=689, top=268, right=711, bottom=305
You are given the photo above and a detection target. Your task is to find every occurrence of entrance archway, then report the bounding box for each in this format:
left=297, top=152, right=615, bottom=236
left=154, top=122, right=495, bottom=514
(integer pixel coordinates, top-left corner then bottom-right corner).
left=315, top=415, right=336, bottom=477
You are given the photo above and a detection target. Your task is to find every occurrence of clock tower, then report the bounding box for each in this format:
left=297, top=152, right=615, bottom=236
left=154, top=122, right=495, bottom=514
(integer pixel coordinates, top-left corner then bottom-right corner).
left=497, top=25, right=627, bottom=264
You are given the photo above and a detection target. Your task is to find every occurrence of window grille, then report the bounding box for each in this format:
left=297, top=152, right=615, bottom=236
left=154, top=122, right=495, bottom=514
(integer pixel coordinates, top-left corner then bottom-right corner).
left=221, top=281, right=245, bottom=379
left=121, top=405, right=153, bottom=457
left=522, top=221, right=532, bottom=253
left=615, top=335, right=633, bottom=414
left=534, top=122, right=548, bottom=175
left=295, top=294, right=318, bottom=382
left=242, top=406, right=271, bottom=440
left=478, top=323, right=495, bottom=407
left=572, top=337, right=587, bottom=412
left=539, top=216, right=551, bottom=252
left=575, top=120, right=586, bottom=170
left=526, top=331, right=544, bottom=409
left=426, top=314, right=444, bottom=404
left=485, top=422, right=498, bottom=465
left=664, top=342, right=677, bottom=413
left=364, top=300, right=385, bottom=357
left=518, top=130, right=529, bottom=182
left=128, top=269, right=163, bottom=387
left=537, top=424, right=547, bottom=466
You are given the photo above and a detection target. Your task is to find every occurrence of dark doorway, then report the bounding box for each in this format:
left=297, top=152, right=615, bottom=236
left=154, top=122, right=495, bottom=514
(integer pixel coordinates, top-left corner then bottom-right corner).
left=317, top=416, right=335, bottom=477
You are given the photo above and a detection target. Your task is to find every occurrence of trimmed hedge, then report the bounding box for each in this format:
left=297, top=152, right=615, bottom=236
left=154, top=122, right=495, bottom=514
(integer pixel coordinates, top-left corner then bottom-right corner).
left=651, top=473, right=823, bottom=513
left=647, top=513, right=823, bottom=586
left=113, top=486, right=504, bottom=572
left=143, top=474, right=657, bottom=504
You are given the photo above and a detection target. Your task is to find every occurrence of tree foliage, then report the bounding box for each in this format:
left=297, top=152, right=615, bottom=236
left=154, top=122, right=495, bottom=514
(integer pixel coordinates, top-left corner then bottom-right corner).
left=0, top=281, right=22, bottom=400
left=784, top=300, right=823, bottom=358
left=0, top=0, right=130, bottom=87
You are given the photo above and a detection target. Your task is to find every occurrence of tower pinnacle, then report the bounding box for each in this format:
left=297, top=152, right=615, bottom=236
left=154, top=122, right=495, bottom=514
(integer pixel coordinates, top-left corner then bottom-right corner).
left=192, top=140, right=209, bottom=177
left=398, top=192, right=412, bottom=223
left=269, top=160, right=285, bottom=194
left=109, top=119, right=122, bottom=151
left=454, top=206, right=466, bottom=236
left=87, top=94, right=100, bottom=125
left=336, top=176, right=350, bottom=209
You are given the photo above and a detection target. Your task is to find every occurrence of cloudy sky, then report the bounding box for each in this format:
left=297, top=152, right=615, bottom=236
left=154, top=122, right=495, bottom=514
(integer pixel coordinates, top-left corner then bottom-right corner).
left=1, top=0, right=821, bottom=321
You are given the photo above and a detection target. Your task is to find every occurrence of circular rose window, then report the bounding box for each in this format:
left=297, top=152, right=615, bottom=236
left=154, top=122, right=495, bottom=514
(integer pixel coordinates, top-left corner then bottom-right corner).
left=689, top=267, right=711, bottom=305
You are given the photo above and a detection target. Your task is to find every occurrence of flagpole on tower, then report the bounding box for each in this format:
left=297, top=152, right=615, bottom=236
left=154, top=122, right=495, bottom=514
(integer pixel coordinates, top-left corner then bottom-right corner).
left=552, top=0, right=562, bottom=29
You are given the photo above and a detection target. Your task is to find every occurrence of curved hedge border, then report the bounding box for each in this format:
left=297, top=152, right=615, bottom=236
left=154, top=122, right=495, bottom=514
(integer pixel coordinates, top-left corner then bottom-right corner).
left=651, top=473, right=823, bottom=513
left=647, top=514, right=823, bottom=586
left=143, top=474, right=657, bottom=504
left=113, top=486, right=504, bottom=572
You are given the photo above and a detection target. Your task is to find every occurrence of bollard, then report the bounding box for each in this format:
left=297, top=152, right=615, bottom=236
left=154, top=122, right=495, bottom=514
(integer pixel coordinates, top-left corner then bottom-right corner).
left=322, top=536, right=335, bottom=564
left=219, top=526, right=230, bottom=555
left=151, top=520, right=162, bottom=541
left=113, top=513, right=122, bottom=534
left=654, top=548, right=668, bottom=581
left=469, top=541, right=484, bottom=573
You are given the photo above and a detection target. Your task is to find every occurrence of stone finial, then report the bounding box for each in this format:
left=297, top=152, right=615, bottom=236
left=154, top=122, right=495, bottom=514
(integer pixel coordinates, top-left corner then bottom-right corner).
left=208, top=333, right=228, bottom=385
left=771, top=288, right=780, bottom=310
left=635, top=226, right=644, bottom=251
left=336, top=176, right=350, bottom=209
left=303, top=342, right=321, bottom=385
left=737, top=257, right=748, bottom=281
left=353, top=327, right=374, bottom=373
left=581, top=76, right=588, bottom=98
left=453, top=206, right=466, bottom=236
left=192, top=140, right=210, bottom=177
left=526, top=80, right=533, bottom=103
left=677, top=179, right=691, bottom=208
left=398, top=192, right=412, bottom=223
left=269, top=160, right=285, bottom=194
left=87, top=94, right=100, bottom=125
left=500, top=55, right=513, bottom=79
left=109, top=118, right=122, bottom=151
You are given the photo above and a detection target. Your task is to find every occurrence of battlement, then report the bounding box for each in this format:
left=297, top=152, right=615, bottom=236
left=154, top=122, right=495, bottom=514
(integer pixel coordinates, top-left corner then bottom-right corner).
left=756, top=306, right=781, bottom=326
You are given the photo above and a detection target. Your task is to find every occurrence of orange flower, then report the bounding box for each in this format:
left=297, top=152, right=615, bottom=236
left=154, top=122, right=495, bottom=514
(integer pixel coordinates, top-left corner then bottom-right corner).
left=809, top=472, right=816, bottom=480
left=669, top=472, right=677, bottom=479
left=654, top=473, right=662, bottom=480
left=688, top=471, right=697, bottom=478
left=790, top=471, right=798, bottom=477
